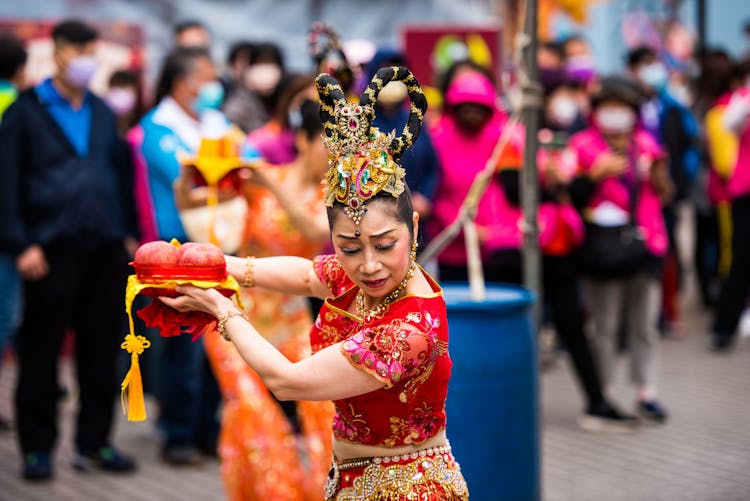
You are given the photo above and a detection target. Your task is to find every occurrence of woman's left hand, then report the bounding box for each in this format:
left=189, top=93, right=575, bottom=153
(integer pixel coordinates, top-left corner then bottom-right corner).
left=159, top=285, right=233, bottom=318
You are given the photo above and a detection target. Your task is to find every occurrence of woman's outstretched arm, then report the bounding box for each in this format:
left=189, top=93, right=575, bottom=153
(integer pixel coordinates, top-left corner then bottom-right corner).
left=225, top=255, right=331, bottom=299
left=160, top=285, right=384, bottom=401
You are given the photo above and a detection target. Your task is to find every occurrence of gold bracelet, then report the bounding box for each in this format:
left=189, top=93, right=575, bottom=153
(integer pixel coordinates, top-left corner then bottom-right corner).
left=240, top=256, right=256, bottom=288
left=216, top=310, right=247, bottom=341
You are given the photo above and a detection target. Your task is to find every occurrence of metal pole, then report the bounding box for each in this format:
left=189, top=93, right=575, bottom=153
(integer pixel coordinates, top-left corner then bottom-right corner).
left=520, top=0, right=541, bottom=324
left=696, top=0, right=707, bottom=53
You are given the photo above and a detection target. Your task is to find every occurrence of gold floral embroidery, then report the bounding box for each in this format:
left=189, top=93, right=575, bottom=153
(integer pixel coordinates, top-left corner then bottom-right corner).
left=333, top=403, right=372, bottom=442
left=387, top=402, right=443, bottom=446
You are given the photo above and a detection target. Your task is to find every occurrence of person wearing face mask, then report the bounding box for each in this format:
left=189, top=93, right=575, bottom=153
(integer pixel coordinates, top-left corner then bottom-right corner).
left=221, top=41, right=269, bottom=134
left=243, top=42, right=285, bottom=117
left=127, top=46, right=226, bottom=466
left=628, top=46, right=700, bottom=336
left=0, top=19, right=139, bottom=480
left=483, top=78, right=639, bottom=432
left=245, top=73, right=316, bottom=165
left=568, top=76, right=673, bottom=424
left=104, top=69, right=143, bottom=136
left=428, top=67, right=509, bottom=281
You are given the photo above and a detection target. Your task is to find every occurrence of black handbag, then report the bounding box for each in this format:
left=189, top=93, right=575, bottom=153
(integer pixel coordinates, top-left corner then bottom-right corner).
left=575, top=148, right=650, bottom=279
left=576, top=222, right=649, bottom=279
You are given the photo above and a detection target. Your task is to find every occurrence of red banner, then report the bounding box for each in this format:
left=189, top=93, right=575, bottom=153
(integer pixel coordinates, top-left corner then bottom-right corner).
left=401, top=25, right=502, bottom=90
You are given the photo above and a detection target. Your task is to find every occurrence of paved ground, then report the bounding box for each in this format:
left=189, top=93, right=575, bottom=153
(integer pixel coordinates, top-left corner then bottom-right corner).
left=542, top=308, right=750, bottom=501
left=0, top=283, right=748, bottom=500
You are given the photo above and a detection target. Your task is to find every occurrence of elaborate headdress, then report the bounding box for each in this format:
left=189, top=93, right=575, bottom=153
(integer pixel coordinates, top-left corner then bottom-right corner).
left=315, top=66, right=427, bottom=225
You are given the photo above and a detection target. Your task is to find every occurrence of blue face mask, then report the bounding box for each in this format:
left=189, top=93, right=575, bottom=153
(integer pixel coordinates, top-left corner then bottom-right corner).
left=192, top=81, right=224, bottom=114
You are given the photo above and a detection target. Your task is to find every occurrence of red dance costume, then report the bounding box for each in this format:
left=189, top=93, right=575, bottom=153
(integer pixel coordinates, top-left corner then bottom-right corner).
left=312, top=255, right=468, bottom=501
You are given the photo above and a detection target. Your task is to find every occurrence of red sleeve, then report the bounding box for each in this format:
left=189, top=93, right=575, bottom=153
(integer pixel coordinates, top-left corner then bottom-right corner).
left=340, top=313, right=439, bottom=391
left=313, top=254, right=353, bottom=296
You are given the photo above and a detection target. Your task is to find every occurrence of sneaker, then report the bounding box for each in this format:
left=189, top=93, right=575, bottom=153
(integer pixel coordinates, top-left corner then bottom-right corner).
left=637, top=400, right=669, bottom=424
left=578, top=401, right=640, bottom=433
left=22, top=452, right=53, bottom=481
left=161, top=445, right=203, bottom=466
left=73, top=446, right=136, bottom=473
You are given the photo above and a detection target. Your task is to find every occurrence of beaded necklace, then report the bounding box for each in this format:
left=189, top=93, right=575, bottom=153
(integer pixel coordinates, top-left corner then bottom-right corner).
left=355, top=261, right=416, bottom=321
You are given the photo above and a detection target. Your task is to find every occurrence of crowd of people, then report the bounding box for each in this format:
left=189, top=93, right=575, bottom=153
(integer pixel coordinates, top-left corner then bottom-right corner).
left=0, top=13, right=748, bottom=500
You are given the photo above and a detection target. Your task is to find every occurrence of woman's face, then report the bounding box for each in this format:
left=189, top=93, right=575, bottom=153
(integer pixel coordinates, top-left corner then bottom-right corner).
left=331, top=202, right=417, bottom=300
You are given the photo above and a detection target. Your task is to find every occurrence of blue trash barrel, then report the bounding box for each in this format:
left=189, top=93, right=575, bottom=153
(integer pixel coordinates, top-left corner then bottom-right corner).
left=443, top=283, right=539, bottom=501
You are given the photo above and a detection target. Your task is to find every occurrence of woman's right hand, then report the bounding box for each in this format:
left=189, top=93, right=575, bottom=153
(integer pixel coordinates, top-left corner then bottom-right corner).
left=590, top=152, right=628, bottom=182
left=160, top=284, right=235, bottom=319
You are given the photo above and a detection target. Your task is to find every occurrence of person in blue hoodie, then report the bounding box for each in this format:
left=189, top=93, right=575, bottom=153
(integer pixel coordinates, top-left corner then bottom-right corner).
left=366, top=48, right=440, bottom=226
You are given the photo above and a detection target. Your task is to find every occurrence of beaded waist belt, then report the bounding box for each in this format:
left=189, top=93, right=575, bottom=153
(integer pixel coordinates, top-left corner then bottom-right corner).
left=335, top=442, right=452, bottom=471
left=325, top=442, right=468, bottom=500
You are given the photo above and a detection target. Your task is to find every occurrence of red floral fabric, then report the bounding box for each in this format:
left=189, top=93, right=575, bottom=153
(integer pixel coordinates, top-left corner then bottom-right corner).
left=311, top=254, right=452, bottom=448
left=313, top=254, right=352, bottom=296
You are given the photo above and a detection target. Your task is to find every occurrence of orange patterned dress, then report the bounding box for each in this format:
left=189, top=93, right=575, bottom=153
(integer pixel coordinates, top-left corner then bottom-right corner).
left=203, top=171, right=334, bottom=501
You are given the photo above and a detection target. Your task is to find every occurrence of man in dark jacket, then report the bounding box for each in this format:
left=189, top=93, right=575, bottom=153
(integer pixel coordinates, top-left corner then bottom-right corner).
left=0, top=19, right=138, bottom=481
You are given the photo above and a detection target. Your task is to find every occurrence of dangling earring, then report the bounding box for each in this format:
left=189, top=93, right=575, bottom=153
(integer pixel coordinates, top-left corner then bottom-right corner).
left=411, top=240, right=418, bottom=262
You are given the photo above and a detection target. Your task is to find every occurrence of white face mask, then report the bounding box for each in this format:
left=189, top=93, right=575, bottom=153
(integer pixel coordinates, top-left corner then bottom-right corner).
left=594, top=107, right=636, bottom=133
left=638, top=63, right=669, bottom=90
left=104, top=88, right=136, bottom=116
left=548, top=97, right=578, bottom=127
left=244, top=63, right=282, bottom=95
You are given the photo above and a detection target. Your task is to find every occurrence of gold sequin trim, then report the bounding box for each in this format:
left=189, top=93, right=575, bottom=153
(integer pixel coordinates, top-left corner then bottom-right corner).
left=326, top=445, right=468, bottom=501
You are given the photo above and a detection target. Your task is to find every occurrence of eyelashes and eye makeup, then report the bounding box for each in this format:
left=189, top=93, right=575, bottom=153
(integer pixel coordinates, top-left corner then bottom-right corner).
left=339, top=241, right=397, bottom=255
left=376, top=242, right=397, bottom=252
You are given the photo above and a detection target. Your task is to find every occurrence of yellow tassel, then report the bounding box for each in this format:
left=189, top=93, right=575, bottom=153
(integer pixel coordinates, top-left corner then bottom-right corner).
left=120, top=333, right=151, bottom=422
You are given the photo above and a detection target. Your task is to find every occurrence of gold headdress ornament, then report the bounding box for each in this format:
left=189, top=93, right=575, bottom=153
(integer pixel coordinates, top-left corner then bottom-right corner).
left=315, top=66, right=427, bottom=225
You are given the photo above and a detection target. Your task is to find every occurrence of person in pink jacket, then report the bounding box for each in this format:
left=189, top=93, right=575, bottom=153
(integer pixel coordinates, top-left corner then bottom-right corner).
left=712, top=60, right=750, bottom=350
left=486, top=78, right=638, bottom=432
left=428, top=68, right=507, bottom=281
left=568, top=76, right=673, bottom=424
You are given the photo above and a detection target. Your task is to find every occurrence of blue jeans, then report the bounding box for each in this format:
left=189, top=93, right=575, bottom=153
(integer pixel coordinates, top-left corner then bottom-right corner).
left=0, top=254, right=22, bottom=358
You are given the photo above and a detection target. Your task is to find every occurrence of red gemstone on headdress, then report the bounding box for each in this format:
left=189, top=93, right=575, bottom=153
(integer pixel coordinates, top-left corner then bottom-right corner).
left=349, top=118, right=357, bottom=129
left=350, top=199, right=359, bottom=208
